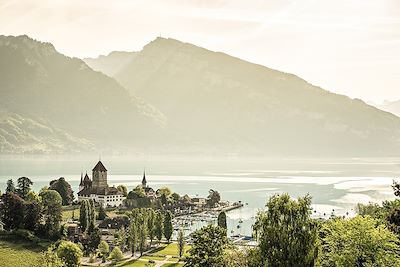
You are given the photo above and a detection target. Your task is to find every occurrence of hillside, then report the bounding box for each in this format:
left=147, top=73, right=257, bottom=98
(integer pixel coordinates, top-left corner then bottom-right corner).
left=97, top=37, right=400, bottom=156
left=377, top=100, right=400, bottom=117
left=0, top=35, right=165, bottom=154
left=83, top=51, right=136, bottom=76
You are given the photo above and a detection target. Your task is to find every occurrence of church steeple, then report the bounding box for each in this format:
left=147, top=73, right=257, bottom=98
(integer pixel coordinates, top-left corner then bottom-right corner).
left=141, top=169, right=147, bottom=188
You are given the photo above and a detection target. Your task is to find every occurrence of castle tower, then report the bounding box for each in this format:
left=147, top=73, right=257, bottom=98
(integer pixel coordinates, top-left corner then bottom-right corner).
left=79, top=172, right=84, bottom=191
left=92, top=161, right=108, bottom=187
left=141, top=169, right=147, bottom=188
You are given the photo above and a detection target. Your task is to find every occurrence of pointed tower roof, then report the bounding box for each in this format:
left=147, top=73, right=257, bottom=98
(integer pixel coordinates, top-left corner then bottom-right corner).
left=84, top=173, right=90, bottom=181
left=141, top=169, right=147, bottom=187
left=79, top=172, right=84, bottom=186
left=93, top=161, right=107, bottom=172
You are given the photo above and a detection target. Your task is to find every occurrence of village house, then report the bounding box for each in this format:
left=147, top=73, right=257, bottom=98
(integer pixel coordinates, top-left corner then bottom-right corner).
left=77, top=161, right=126, bottom=207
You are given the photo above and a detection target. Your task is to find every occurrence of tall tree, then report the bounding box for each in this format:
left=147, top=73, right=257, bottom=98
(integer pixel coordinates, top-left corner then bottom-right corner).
left=155, top=211, right=163, bottom=243
left=24, top=200, right=42, bottom=232
left=138, top=222, right=147, bottom=256
left=217, top=211, right=227, bottom=230
left=87, top=228, right=101, bottom=253
left=0, top=192, right=24, bottom=230
left=40, top=190, right=63, bottom=239
left=147, top=208, right=156, bottom=244
left=79, top=200, right=89, bottom=233
left=254, top=193, right=318, bottom=267
left=185, top=225, right=228, bottom=267
left=49, top=177, right=74, bottom=205
left=5, top=179, right=15, bottom=193
left=128, top=221, right=138, bottom=256
left=97, top=204, right=107, bottom=220
left=178, top=228, right=185, bottom=258
left=88, top=199, right=96, bottom=233
left=16, top=177, right=33, bottom=199
left=164, top=211, right=173, bottom=243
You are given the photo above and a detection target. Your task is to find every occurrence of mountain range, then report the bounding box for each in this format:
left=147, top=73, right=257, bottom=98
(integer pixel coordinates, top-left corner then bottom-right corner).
left=376, top=100, right=400, bottom=117
left=1, top=35, right=399, bottom=156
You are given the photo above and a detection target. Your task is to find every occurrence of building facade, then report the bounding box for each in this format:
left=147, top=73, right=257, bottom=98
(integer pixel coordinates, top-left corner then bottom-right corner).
left=77, top=161, right=125, bottom=207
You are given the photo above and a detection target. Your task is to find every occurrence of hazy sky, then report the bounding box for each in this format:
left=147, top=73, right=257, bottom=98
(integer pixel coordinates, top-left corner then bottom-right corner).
left=0, top=0, right=399, bottom=103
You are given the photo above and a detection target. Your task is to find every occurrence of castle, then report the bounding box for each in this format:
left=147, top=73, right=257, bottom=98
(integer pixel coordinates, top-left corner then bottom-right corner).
left=77, top=161, right=125, bottom=207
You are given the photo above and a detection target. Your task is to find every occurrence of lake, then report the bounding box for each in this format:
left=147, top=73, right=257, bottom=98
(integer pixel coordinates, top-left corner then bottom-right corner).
left=1, top=156, right=399, bottom=236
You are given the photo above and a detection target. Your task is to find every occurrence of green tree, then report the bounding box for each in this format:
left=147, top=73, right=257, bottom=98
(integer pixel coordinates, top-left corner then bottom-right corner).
left=178, top=228, right=185, bottom=258
left=16, top=176, right=33, bottom=199
left=117, top=185, right=128, bottom=197
left=36, top=245, right=65, bottom=267
left=164, top=211, right=173, bottom=243
left=155, top=211, right=163, bottom=242
left=128, top=221, right=138, bottom=256
left=319, top=215, right=400, bottom=266
left=138, top=221, right=148, bottom=256
left=147, top=208, right=156, bottom=243
left=171, top=192, right=180, bottom=202
left=254, top=193, right=318, bottom=267
left=79, top=200, right=89, bottom=233
left=88, top=199, right=96, bottom=233
left=5, top=179, right=15, bottom=193
left=0, top=192, right=24, bottom=230
left=87, top=227, right=101, bottom=253
left=185, top=225, right=228, bottom=267
left=217, top=211, right=227, bottom=230
left=157, top=187, right=172, bottom=198
left=98, top=204, right=107, bottom=220
left=25, top=191, right=40, bottom=202
left=23, top=200, right=42, bottom=232
left=109, top=246, right=123, bottom=262
left=56, top=241, right=83, bottom=267
left=40, top=189, right=63, bottom=239
left=49, top=177, right=74, bottom=205
left=98, top=240, right=109, bottom=257
left=206, top=189, right=221, bottom=208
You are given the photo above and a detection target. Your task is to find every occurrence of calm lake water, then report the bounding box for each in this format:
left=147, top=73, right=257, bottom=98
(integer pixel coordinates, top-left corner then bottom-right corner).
left=1, top=156, right=399, bottom=236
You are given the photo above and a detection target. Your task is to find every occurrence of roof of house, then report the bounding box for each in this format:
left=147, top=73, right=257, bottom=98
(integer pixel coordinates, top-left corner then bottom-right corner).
left=144, top=187, right=154, bottom=193
left=93, top=161, right=107, bottom=172
left=98, top=216, right=130, bottom=230
left=77, top=186, right=122, bottom=196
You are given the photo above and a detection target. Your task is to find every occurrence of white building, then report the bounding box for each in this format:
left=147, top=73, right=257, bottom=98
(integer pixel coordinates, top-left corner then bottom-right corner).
left=77, top=161, right=125, bottom=207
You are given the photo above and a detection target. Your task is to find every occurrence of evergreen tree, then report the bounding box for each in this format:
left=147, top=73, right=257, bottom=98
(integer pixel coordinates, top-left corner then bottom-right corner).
left=147, top=208, right=156, bottom=244
left=16, top=177, right=33, bottom=199
left=24, top=200, right=42, bottom=232
left=178, top=228, right=185, bottom=258
left=128, top=221, right=138, bottom=256
left=98, top=204, right=107, bottom=220
left=138, top=222, right=147, bottom=256
left=217, top=211, right=227, bottom=230
left=5, top=179, right=15, bottom=193
left=0, top=192, right=24, bottom=230
left=155, top=211, right=163, bottom=243
left=88, top=199, right=96, bottom=233
left=79, top=200, right=89, bottom=233
left=164, top=211, right=173, bottom=243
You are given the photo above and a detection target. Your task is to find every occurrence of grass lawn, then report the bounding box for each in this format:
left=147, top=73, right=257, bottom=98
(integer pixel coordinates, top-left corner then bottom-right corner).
left=140, top=255, right=166, bottom=260
left=62, top=208, right=80, bottom=221
left=155, top=243, right=191, bottom=257
left=161, top=263, right=184, bottom=267
left=115, top=259, right=155, bottom=267
left=0, top=238, right=43, bottom=267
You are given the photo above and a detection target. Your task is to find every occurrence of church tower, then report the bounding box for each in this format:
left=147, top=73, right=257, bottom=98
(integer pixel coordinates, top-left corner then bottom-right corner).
left=92, top=161, right=108, bottom=187
left=141, top=169, right=147, bottom=188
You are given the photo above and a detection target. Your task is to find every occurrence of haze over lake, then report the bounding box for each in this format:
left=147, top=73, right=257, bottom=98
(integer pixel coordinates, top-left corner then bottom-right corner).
left=1, top=155, right=398, bottom=235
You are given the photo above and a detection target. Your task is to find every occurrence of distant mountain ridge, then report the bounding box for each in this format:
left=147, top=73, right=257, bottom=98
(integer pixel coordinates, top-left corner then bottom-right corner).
left=376, top=100, right=400, bottom=117
left=0, top=35, right=165, bottom=154
left=84, top=51, right=136, bottom=77
left=85, top=37, right=400, bottom=156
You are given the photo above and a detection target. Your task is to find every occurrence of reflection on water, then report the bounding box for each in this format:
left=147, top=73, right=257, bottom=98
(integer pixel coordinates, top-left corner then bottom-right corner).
left=0, top=156, right=399, bottom=236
